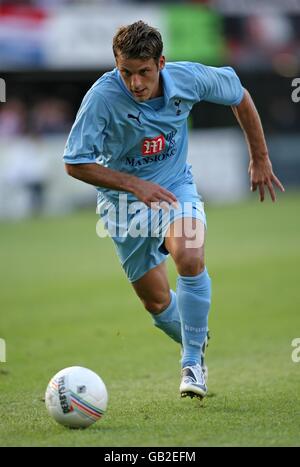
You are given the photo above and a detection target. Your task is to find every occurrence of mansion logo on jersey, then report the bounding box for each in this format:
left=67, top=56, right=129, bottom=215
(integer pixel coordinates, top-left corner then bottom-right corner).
left=125, top=130, right=177, bottom=167
left=142, top=135, right=165, bottom=156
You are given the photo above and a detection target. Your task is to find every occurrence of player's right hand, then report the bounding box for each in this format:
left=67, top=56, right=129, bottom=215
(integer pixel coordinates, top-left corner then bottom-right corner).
left=133, top=179, right=178, bottom=209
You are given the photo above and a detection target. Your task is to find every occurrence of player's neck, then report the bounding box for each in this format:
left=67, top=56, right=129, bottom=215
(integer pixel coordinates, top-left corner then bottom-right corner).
left=150, top=74, right=164, bottom=99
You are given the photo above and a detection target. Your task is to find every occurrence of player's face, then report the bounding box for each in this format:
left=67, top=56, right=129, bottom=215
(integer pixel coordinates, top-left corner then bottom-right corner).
left=116, top=54, right=165, bottom=102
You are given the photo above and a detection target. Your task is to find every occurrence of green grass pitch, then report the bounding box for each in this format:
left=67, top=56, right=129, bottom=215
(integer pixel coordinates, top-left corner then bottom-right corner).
left=0, top=192, right=299, bottom=447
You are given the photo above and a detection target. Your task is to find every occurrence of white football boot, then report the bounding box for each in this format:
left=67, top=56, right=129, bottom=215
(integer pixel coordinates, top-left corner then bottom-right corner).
left=180, top=363, right=208, bottom=400
left=180, top=332, right=210, bottom=399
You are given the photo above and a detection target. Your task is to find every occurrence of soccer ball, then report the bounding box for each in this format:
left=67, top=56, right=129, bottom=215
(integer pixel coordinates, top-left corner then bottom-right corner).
left=45, top=366, right=108, bottom=428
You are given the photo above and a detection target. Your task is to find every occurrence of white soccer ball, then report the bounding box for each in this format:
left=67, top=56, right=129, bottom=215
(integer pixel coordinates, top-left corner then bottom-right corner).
left=45, top=366, right=108, bottom=428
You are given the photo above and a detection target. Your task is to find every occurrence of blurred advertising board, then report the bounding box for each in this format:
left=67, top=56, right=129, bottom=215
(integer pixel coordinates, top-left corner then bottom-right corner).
left=0, top=4, right=224, bottom=70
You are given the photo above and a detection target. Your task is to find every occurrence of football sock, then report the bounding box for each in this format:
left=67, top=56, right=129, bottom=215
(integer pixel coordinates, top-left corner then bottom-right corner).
left=152, top=289, right=182, bottom=344
left=177, top=268, right=211, bottom=368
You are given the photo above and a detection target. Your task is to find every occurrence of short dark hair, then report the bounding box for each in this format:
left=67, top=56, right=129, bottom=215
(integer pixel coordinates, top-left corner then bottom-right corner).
left=113, top=20, right=163, bottom=64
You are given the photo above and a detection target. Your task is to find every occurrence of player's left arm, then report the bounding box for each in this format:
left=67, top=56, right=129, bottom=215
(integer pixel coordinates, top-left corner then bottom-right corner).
left=231, top=89, right=285, bottom=202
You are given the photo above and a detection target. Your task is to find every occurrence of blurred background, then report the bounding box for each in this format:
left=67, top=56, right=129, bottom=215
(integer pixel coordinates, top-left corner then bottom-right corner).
left=0, top=0, right=299, bottom=218
left=0, top=2, right=300, bottom=447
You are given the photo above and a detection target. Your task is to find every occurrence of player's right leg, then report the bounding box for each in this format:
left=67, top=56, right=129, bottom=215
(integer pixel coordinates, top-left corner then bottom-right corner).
left=132, top=261, right=182, bottom=344
left=97, top=195, right=182, bottom=344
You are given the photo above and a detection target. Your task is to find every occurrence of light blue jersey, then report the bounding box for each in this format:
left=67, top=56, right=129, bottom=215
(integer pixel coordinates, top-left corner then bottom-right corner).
left=63, top=61, right=244, bottom=203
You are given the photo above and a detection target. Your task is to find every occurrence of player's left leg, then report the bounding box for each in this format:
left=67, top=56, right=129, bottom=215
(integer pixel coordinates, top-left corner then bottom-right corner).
left=165, top=217, right=211, bottom=399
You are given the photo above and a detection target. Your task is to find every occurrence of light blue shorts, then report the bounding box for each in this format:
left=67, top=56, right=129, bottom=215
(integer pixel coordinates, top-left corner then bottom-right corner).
left=97, top=183, right=206, bottom=282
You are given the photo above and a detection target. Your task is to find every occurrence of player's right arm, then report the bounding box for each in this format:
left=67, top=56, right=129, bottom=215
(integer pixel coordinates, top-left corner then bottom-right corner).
left=65, top=162, right=177, bottom=208
left=64, top=87, right=177, bottom=208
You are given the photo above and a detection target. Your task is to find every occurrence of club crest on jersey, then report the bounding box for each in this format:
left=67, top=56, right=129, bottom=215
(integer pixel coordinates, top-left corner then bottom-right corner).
left=142, top=135, right=165, bottom=156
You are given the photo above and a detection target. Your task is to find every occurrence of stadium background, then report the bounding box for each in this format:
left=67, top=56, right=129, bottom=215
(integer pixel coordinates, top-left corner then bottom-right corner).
left=0, top=0, right=299, bottom=447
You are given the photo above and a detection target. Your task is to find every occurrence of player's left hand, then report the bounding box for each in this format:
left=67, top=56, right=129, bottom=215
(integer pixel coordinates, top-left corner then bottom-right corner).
left=248, top=157, right=285, bottom=202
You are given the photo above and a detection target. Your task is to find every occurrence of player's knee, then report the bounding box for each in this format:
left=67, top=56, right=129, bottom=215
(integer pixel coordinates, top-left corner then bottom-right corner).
left=143, top=298, right=170, bottom=315
left=65, top=163, right=73, bottom=176
left=177, top=255, right=205, bottom=276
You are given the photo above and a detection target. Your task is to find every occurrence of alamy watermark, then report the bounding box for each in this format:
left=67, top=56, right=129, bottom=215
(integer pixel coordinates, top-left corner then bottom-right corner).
left=291, top=338, right=300, bottom=363
left=0, top=338, right=6, bottom=362
left=291, top=78, right=300, bottom=103
left=0, top=78, right=6, bottom=103
left=96, top=194, right=205, bottom=249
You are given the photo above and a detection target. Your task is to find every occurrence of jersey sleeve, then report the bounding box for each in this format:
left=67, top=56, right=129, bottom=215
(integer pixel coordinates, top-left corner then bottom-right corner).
left=63, top=88, right=109, bottom=164
left=192, top=63, right=244, bottom=106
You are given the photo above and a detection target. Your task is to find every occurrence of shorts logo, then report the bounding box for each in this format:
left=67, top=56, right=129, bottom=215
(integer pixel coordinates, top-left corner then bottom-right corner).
left=142, top=135, right=165, bottom=156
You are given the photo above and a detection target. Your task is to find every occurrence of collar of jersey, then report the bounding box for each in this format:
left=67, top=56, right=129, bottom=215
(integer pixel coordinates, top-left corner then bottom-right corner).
left=115, top=67, right=177, bottom=108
